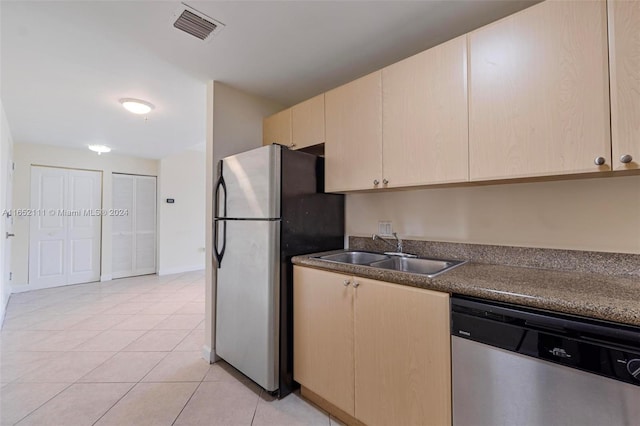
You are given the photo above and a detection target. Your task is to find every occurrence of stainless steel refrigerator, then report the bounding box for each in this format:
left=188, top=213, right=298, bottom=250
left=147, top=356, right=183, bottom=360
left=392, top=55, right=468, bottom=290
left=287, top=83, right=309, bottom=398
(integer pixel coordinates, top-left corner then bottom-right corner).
left=213, top=144, right=344, bottom=397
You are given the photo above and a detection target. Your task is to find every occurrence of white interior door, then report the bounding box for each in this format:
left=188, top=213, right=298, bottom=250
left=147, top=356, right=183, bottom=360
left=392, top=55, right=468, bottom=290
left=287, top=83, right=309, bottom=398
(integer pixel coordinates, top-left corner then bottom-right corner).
left=67, top=170, right=102, bottom=285
left=134, top=176, right=157, bottom=275
left=112, top=174, right=134, bottom=277
left=29, top=167, right=101, bottom=288
left=112, top=174, right=156, bottom=279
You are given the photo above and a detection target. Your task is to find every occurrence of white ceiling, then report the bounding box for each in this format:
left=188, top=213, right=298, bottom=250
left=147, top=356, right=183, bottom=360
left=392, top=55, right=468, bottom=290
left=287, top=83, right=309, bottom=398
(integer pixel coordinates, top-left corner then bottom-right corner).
left=1, top=1, right=537, bottom=159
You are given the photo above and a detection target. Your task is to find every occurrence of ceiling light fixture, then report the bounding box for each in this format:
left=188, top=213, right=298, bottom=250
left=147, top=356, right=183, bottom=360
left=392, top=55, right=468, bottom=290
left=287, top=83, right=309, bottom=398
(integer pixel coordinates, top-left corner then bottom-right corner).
left=119, top=98, right=155, bottom=115
left=88, top=144, right=111, bottom=155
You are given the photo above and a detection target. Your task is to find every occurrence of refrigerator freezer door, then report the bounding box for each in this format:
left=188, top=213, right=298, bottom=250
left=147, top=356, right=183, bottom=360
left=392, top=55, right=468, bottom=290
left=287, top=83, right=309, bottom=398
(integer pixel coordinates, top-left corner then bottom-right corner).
left=220, top=145, right=281, bottom=219
left=215, top=219, right=280, bottom=391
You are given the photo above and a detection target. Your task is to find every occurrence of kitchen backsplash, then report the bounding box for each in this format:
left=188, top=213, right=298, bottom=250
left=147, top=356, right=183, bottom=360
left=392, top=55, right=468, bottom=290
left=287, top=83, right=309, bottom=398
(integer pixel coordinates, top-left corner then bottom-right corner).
left=349, top=236, right=640, bottom=278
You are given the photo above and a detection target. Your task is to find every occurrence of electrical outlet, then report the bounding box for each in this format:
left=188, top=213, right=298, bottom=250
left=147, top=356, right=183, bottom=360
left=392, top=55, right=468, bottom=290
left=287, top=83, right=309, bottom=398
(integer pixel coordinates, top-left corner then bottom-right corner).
left=378, top=221, right=393, bottom=236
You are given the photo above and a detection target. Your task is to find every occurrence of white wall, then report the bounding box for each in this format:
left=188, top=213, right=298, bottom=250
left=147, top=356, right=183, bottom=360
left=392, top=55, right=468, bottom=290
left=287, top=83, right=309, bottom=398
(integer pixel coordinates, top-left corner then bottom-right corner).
left=204, top=81, right=283, bottom=361
left=0, top=100, right=15, bottom=324
left=158, top=149, right=206, bottom=275
left=347, top=175, right=640, bottom=254
left=11, top=143, right=158, bottom=288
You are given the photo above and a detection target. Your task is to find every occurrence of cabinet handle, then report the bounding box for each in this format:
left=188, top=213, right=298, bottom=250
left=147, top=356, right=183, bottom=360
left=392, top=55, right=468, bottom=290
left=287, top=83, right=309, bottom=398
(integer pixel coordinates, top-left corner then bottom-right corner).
left=620, top=154, right=633, bottom=164
left=352, top=281, right=360, bottom=288
left=373, top=179, right=379, bottom=186
left=594, top=156, right=606, bottom=166
left=343, top=279, right=350, bottom=287
left=383, top=179, right=389, bottom=185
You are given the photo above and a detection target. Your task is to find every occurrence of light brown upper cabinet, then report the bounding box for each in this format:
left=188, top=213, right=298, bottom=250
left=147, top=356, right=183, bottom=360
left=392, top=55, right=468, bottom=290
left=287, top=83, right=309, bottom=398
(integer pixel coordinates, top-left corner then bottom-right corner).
left=382, top=35, right=469, bottom=188
left=325, top=71, right=383, bottom=192
left=468, top=0, right=611, bottom=181
left=263, top=108, right=292, bottom=147
left=608, top=0, right=640, bottom=171
left=291, top=94, right=325, bottom=150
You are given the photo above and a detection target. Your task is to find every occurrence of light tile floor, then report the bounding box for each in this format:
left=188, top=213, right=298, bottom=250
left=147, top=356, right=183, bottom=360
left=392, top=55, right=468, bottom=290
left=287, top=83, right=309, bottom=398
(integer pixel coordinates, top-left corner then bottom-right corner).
left=0, top=272, right=341, bottom=426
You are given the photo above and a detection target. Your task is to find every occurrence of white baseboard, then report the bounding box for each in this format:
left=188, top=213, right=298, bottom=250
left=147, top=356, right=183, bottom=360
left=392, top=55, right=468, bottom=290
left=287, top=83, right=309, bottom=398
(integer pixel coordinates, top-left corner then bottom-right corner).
left=158, top=265, right=204, bottom=276
left=10, top=280, right=100, bottom=294
left=202, top=345, right=220, bottom=364
left=11, top=282, right=48, bottom=293
left=100, top=274, right=112, bottom=282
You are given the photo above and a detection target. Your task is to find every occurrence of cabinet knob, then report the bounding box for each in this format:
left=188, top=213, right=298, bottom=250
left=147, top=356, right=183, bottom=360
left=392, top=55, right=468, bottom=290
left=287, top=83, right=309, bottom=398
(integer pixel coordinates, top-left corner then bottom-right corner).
left=620, top=154, right=633, bottom=164
left=373, top=179, right=379, bottom=186
left=594, top=156, right=606, bottom=166
left=289, top=143, right=297, bottom=148
left=352, top=281, right=360, bottom=288
left=343, top=279, right=350, bottom=287
left=383, top=179, right=389, bottom=185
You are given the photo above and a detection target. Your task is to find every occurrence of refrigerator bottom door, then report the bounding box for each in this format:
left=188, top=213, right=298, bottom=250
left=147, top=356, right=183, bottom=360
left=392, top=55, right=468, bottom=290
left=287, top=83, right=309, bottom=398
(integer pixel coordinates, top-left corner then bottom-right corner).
left=215, top=219, right=280, bottom=391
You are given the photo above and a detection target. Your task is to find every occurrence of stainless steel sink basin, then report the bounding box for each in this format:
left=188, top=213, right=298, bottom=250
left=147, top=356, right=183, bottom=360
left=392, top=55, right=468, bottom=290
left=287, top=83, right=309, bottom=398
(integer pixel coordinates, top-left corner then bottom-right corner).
left=318, top=251, right=390, bottom=265
left=369, top=257, right=466, bottom=277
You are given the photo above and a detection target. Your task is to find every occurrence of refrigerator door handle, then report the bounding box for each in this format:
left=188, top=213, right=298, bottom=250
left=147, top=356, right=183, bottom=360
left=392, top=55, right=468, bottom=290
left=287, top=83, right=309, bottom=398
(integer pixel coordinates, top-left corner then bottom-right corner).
left=214, top=162, right=227, bottom=267
left=214, top=219, right=226, bottom=268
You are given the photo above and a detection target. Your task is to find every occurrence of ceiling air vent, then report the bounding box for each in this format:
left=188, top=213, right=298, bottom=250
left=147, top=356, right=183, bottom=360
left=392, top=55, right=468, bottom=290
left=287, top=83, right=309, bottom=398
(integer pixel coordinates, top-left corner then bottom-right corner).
left=172, top=4, right=224, bottom=42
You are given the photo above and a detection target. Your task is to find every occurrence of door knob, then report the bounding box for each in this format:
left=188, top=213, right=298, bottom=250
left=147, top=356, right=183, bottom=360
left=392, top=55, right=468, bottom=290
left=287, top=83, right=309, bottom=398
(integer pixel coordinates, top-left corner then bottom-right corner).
left=594, top=156, right=606, bottom=166
left=5, top=232, right=15, bottom=238
left=620, top=154, right=633, bottom=164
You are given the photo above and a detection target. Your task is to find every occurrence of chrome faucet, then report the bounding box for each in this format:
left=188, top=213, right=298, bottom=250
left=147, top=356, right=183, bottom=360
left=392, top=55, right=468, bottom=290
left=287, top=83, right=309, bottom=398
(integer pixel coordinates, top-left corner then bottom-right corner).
left=372, top=232, right=403, bottom=253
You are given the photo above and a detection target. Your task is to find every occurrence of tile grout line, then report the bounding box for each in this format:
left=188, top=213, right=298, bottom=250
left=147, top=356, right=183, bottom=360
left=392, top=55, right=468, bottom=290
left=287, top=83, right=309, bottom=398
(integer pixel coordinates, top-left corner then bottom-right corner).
left=11, top=382, right=75, bottom=425
left=250, top=388, right=264, bottom=426
left=170, top=380, right=205, bottom=426
left=90, top=381, right=138, bottom=426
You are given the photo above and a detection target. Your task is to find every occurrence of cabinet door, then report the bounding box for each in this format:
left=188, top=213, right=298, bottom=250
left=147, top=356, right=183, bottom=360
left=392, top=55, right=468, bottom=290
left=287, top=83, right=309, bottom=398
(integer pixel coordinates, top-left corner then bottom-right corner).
left=263, top=108, right=292, bottom=147
left=609, top=0, right=640, bottom=171
left=469, top=0, right=611, bottom=180
left=293, top=267, right=355, bottom=415
left=354, top=277, right=451, bottom=426
left=383, top=35, right=468, bottom=187
left=325, top=71, right=382, bottom=192
left=292, top=94, right=325, bottom=150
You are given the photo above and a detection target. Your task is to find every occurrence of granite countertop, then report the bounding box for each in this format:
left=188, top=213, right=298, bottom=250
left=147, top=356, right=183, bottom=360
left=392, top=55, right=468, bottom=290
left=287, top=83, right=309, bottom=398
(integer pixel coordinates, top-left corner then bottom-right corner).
left=292, top=250, right=640, bottom=327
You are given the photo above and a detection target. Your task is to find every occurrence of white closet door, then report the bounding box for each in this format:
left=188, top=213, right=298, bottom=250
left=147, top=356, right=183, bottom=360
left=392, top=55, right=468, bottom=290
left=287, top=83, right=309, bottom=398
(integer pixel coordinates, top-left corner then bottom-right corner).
left=134, top=176, right=156, bottom=275
left=29, top=167, right=101, bottom=288
left=66, top=170, right=102, bottom=285
left=112, top=174, right=156, bottom=278
left=112, top=174, right=134, bottom=278
left=29, top=167, right=66, bottom=287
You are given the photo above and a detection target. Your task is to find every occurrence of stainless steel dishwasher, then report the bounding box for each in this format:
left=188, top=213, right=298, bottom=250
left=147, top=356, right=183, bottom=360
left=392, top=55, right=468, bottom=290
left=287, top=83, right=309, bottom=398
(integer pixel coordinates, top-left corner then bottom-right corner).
left=451, top=296, right=640, bottom=426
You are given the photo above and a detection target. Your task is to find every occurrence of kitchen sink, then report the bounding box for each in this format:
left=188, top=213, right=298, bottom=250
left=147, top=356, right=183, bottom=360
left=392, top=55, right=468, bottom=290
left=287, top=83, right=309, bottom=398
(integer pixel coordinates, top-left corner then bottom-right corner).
left=315, top=251, right=466, bottom=277
left=369, top=257, right=466, bottom=277
left=318, top=251, right=390, bottom=265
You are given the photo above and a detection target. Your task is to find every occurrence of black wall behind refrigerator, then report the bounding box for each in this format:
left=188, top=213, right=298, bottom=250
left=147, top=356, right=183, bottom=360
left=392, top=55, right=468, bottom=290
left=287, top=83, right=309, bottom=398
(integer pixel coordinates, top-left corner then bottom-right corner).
left=278, top=146, right=345, bottom=397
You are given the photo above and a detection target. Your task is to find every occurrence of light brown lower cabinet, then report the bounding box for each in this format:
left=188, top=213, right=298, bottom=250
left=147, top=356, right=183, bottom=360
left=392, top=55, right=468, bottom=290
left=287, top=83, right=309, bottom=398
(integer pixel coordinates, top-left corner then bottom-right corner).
left=293, top=266, right=451, bottom=426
